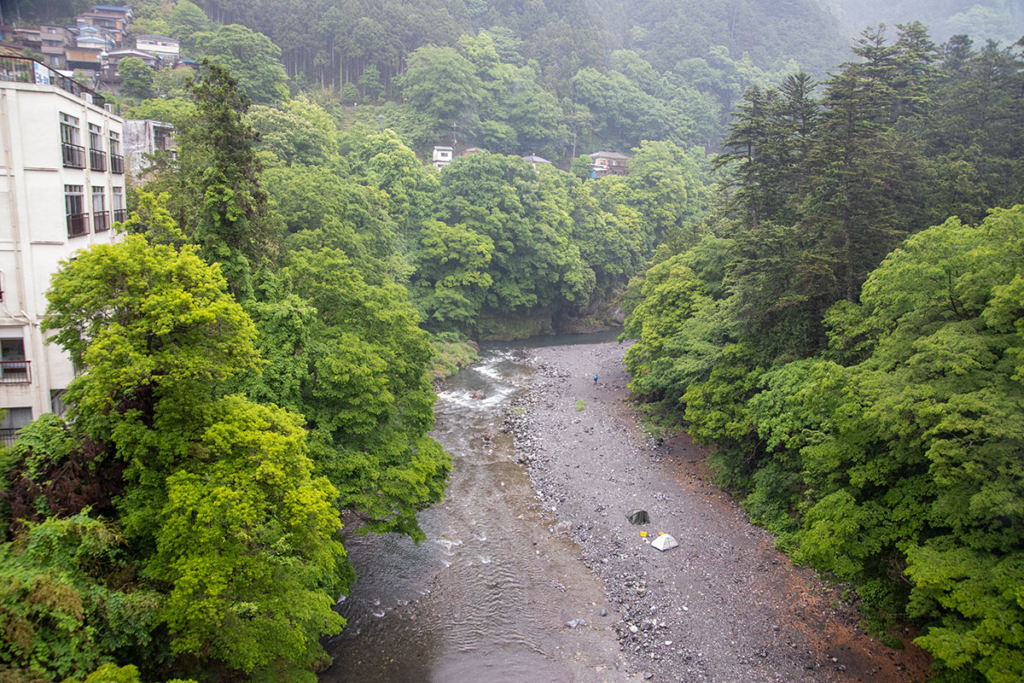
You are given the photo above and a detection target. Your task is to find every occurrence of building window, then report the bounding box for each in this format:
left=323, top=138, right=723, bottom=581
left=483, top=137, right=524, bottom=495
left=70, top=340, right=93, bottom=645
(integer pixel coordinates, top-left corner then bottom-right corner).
left=0, top=407, right=33, bottom=445
left=60, top=113, right=85, bottom=168
left=65, top=184, right=88, bottom=237
left=51, top=390, right=68, bottom=416
left=112, top=186, right=126, bottom=223
left=89, top=123, right=106, bottom=171
left=0, top=338, right=30, bottom=384
left=92, top=186, right=109, bottom=232
left=109, top=130, right=124, bottom=174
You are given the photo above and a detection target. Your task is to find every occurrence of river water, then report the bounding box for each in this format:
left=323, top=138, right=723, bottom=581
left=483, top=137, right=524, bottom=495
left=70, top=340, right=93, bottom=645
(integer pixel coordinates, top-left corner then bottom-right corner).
left=320, top=331, right=625, bottom=683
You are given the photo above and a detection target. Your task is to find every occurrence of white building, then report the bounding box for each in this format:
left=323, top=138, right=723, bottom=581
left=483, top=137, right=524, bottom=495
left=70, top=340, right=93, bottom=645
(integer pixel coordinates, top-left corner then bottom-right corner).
left=134, top=35, right=180, bottom=62
left=432, top=145, right=453, bottom=171
left=0, top=56, right=125, bottom=442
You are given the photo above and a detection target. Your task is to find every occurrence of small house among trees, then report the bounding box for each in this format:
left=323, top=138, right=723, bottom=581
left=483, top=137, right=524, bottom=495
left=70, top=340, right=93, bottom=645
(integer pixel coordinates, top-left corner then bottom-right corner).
left=589, top=151, right=630, bottom=178
left=432, top=145, right=453, bottom=170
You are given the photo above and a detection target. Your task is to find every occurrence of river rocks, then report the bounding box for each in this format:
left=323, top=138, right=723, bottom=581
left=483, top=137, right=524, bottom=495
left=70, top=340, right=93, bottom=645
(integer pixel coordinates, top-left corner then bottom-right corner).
left=499, top=341, right=918, bottom=683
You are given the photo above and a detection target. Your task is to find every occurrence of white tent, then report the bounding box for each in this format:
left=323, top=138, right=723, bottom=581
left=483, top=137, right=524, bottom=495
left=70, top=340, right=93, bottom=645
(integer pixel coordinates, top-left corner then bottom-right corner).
left=651, top=534, right=678, bottom=551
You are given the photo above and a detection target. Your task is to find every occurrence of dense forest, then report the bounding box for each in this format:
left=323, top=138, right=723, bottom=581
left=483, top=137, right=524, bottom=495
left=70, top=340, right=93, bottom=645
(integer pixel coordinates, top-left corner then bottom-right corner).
left=1, top=1, right=1023, bottom=682
left=623, top=23, right=1024, bottom=683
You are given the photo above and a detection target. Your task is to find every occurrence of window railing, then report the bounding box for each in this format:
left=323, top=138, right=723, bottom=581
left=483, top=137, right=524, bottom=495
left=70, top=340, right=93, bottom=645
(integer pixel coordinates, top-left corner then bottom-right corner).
left=113, top=208, right=127, bottom=223
left=67, top=212, right=90, bottom=237
left=1, top=56, right=107, bottom=106
left=0, top=428, right=20, bottom=447
left=0, top=360, right=31, bottom=384
left=89, top=148, right=107, bottom=171
left=93, top=210, right=110, bottom=232
left=62, top=142, right=85, bottom=168
left=111, top=154, right=124, bottom=174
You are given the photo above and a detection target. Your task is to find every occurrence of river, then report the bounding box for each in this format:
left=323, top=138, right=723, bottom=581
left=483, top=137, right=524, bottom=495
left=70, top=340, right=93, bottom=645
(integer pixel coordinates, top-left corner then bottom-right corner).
left=320, top=331, right=628, bottom=683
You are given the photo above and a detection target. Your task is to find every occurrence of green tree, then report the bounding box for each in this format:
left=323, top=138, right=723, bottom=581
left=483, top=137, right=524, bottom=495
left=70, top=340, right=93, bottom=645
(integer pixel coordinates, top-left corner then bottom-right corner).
left=192, top=24, right=290, bottom=104
left=411, top=219, right=494, bottom=327
left=237, top=248, right=452, bottom=539
left=349, top=129, right=440, bottom=247
left=249, top=96, right=338, bottom=167
left=117, top=57, right=154, bottom=99
left=397, top=45, right=483, bottom=133
left=0, top=515, right=161, bottom=682
left=168, top=0, right=210, bottom=53
left=41, top=232, right=347, bottom=680
left=152, top=66, right=195, bottom=99
left=174, top=61, right=277, bottom=298
left=438, top=152, right=593, bottom=318
left=358, top=64, right=383, bottom=102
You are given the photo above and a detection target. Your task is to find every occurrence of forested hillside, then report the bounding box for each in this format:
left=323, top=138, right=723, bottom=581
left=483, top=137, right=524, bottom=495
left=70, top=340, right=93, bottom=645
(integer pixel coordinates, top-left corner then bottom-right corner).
left=622, top=23, right=1024, bottom=683
left=826, top=0, right=1024, bottom=43
left=1, top=1, right=1023, bottom=682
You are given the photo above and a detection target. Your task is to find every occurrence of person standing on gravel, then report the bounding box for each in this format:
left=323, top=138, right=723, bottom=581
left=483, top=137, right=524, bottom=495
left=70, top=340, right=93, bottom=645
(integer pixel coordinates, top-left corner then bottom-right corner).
left=593, top=374, right=598, bottom=384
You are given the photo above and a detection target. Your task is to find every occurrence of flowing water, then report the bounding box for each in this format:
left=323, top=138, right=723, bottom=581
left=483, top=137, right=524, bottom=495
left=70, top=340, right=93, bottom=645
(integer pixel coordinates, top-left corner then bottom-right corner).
left=320, top=331, right=624, bottom=683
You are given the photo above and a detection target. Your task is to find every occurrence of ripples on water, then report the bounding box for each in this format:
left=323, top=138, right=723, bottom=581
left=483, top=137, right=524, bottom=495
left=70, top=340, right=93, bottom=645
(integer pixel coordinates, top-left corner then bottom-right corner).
left=320, top=333, right=622, bottom=683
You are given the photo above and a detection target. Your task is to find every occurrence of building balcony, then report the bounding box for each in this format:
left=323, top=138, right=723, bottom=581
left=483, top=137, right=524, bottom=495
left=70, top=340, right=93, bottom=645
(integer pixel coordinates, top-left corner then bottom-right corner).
left=89, top=148, right=107, bottom=171
left=93, top=210, right=110, bottom=233
left=67, top=212, right=90, bottom=237
left=111, top=154, right=124, bottom=174
left=62, top=142, right=86, bottom=168
left=0, top=360, right=31, bottom=384
left=113, top=208, right=127, bottom=223
left=1, top=55, right=109, bottom=106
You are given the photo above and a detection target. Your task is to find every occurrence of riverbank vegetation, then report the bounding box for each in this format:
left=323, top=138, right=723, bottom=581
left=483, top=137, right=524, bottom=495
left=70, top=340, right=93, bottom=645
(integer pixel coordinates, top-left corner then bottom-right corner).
left=621, top=26, right=1024, bottom=683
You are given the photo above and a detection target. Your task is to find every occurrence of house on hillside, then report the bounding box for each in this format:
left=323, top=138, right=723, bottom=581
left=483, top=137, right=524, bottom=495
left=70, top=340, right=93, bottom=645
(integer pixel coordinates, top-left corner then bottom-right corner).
left=76, top=6, right=131, bottom=46
left=101, top=48, right=159, bottom=74
left=461, top=146, right=485, bottom=157
left=589, top=151, right=630, bottom=178
left=432, top=145, right=453, bottom=170
left=523, top=154, right=551, bottom=169
left=135, top=35, right=179, bottom=63
left=39, top=25, right=74, bottom=69
left=0, top=56, right=125, bottom=440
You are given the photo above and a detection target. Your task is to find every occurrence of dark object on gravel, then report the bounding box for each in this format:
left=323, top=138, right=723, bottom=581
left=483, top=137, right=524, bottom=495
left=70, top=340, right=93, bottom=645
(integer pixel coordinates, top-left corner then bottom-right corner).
left=626, top=509, right=650, bottom=525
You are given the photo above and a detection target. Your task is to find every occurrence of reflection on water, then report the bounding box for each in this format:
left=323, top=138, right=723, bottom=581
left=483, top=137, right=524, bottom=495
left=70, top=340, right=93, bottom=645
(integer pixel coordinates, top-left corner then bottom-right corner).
left=320, top=331, right=622, bottom=683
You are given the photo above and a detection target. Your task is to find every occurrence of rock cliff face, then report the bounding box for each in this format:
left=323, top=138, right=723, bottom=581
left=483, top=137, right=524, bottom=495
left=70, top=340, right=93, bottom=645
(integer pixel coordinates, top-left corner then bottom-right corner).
left=476, top=294, right=626, bottom=341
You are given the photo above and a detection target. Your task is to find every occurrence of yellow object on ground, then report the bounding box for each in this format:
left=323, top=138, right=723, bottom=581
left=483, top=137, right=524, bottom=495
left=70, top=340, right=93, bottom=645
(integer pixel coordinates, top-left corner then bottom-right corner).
left=640, top=531, right=647, bottom=538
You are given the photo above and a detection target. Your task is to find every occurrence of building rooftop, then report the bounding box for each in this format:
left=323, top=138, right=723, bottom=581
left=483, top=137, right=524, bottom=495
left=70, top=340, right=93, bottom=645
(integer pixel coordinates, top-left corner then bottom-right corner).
left=0, top=55, right=109, bottom=107
left=590, top=151, right=630, bottom=159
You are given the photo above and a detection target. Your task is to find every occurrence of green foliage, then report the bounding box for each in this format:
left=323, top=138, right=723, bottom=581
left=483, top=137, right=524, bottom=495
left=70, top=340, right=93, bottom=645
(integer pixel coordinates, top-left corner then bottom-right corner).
left=249, top=97, right=338, bottom=167
left=575, top=399, right=587, bottom=411
left=62, top=662, right=196, bottom=683
left=0, top=514, right=161, bottom=682
left=432, top=153, right=596, bottom=320
left=397, top=45, right=483, bottom=132
left=117, top=58, right=154, bottom=100
left=124, top=98, right=196, bottom=128
left=428, top=332, right=480, bottom=380
left=37, top=222, right=348, bottom=680
left=191, top=24, right=290, bottom=104
left=149, top=397, right=345, bottom=677
left=173, top=61, right=277, bottom=297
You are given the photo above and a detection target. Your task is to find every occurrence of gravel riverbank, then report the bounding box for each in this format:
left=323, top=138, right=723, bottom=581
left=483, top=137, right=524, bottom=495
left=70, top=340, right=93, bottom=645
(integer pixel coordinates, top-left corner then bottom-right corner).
left=505, top=341, right=932, bottom=683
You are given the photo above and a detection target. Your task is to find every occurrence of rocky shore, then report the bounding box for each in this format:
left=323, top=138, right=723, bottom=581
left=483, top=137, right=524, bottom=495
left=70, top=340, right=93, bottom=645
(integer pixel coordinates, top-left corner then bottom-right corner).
left=502, top=341, right=931, bottom=682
